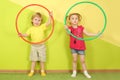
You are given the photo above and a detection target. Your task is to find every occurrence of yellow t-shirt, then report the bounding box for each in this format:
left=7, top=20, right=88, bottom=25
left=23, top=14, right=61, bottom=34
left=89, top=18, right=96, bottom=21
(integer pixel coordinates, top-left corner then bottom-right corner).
left=26, top=24, right=47, bottom=42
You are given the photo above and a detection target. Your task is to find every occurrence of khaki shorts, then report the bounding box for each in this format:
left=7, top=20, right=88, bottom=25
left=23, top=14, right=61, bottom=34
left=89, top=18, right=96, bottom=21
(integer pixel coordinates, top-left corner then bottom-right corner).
left=30, top=44, right=46, bottom=62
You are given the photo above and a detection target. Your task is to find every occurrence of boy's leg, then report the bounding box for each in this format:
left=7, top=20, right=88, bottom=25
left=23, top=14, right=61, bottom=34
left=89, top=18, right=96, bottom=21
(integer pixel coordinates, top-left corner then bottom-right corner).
left=71, top=53, right=78, bottom=77
left=79, top=55, right=91, bottom=78
left=28, top=61, right=36, bottom=77
left=40, top=62, right=46, bottom=76
left=37, top=44, right=46, bottom=76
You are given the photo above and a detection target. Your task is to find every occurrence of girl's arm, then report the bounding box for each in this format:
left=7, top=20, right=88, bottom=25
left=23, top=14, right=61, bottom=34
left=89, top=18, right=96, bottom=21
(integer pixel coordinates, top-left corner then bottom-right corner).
left=64, top=25, right=71, bottom=31
left=83, top=29, right=99, bottom=37
left=46, top=11, right=53, bottom=27
left=64, top=25, right=71, bottom=36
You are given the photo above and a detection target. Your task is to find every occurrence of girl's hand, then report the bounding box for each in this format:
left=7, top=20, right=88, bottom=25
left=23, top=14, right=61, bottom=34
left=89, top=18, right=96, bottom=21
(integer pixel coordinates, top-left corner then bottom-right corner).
left=96, top=31, right=101, bottom=36
left=64, top=25, right=71, bottom=32
left=64, top=25, right=68, bottom=29
left=97, top=31, right=103, bottom=38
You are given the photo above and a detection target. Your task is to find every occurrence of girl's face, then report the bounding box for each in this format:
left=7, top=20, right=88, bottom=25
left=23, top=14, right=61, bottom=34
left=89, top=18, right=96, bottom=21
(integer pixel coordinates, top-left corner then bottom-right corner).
left=32, top=16, right=42, bottom=26
left=69, top=15, right=79, bottom=25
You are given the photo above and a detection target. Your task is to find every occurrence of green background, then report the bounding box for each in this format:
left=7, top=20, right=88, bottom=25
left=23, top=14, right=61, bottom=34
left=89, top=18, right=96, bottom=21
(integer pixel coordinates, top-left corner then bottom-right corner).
left=0, top=0, right=120, bottom=71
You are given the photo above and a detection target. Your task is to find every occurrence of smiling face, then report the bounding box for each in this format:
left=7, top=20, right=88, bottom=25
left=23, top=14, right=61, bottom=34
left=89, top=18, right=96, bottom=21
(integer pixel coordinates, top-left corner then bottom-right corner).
left=32, top=16, right=42, bottom=26
left=31, top=12, right=42, bottom=26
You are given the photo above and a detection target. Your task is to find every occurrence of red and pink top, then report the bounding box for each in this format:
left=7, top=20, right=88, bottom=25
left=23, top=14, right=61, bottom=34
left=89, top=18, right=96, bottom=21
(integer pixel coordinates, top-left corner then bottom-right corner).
left=69, top=25, right=86, bottom=50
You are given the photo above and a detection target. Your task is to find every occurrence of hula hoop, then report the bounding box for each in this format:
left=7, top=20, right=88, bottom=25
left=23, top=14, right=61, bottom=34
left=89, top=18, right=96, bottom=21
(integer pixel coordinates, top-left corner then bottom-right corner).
left=16, top=4, right=54, bottom=44
left=64, top=1, right=107, bottom=41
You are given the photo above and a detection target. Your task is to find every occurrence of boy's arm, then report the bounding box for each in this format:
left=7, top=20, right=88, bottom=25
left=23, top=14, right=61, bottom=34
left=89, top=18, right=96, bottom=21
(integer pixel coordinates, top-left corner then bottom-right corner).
left=46, top=11, right=53, bottom=27
left=18, top=33, right=28, bottom=37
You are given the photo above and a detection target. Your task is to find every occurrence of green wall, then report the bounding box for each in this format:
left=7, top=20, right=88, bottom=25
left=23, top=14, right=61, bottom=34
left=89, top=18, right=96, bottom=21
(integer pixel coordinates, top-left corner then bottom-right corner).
left=0, top=0, right=120, bottom=71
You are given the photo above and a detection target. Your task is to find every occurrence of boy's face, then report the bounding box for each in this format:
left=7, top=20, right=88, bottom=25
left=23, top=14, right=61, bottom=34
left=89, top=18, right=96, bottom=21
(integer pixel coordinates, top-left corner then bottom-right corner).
left=32, top=16, right=42, bottom=26
left=69, top=15, right=79, bottom=25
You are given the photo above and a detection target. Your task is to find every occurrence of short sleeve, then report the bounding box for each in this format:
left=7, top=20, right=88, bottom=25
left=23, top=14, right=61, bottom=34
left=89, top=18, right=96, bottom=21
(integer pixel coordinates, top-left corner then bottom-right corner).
left=68, top=26, right=72, bottom=30
left=26, top=28, right=31, bottom=36
left=81, top=25, right=84, bottom=29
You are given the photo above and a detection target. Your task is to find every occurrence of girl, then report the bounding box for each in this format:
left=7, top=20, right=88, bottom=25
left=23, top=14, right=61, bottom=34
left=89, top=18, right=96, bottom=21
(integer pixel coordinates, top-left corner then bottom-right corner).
left=65, top=13, right=98, bottom=78
left=19, top=12, right=53, bottom=77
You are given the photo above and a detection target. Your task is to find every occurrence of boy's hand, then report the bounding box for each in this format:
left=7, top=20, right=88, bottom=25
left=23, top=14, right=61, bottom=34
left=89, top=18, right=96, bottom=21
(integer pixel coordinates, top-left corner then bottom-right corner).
left=18, top=33, right=28, bottom=37
left=49, top=11, right=53, bottom=17
left=18, top=33, right=22, bottom=37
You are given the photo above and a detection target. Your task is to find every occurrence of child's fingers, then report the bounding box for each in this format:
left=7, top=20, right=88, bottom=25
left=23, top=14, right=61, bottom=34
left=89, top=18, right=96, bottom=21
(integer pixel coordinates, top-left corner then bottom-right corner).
left=64, top=25, right=68, bottom=29
left=49, top=11, right=53, bottom=16
left=18, top=33, right=22, bottom=37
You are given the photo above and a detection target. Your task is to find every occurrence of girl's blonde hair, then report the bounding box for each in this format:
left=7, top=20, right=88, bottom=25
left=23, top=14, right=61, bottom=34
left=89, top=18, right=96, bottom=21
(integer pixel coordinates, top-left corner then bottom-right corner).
left=66, top=13, right=82, bottom=25
left=31, top=12, right=42, bottom=25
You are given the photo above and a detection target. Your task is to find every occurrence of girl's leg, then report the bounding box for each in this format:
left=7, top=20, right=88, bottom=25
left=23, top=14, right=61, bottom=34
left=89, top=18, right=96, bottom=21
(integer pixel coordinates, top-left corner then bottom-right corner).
left=79, top=55, right=91, bottom=78
left=71, top=53, right=78, bottom=77
left=40, top=62, right=46, bottom=76
left=28, top=61, right=36, bottom=77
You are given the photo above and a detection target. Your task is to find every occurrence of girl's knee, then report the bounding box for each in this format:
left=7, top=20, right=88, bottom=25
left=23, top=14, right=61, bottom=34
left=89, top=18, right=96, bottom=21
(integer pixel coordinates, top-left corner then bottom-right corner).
left=80, top=60, right=85, bottom=64
left=73, top=59, right=77, bottom=63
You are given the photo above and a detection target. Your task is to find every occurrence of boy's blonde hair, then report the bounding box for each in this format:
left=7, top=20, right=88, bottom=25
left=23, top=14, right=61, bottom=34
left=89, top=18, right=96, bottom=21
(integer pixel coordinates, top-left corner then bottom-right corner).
left=66, top=13, right=82, bottom=25
left=31, top=12, right=42, bottom=24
